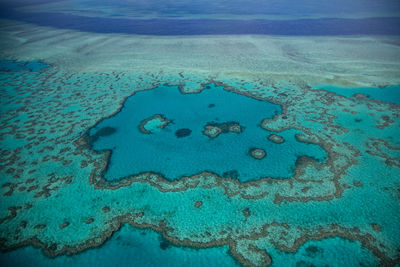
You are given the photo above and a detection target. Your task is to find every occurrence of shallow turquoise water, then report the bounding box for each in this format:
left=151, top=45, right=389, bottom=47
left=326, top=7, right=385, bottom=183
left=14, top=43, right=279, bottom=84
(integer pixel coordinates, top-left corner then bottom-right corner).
left=0, top=59, right=50, bottom=72
left=269, top=237, right=379, bottom=267
left=0, top=225, right=238, bottom=267
left=0, top=227, right=378, bottom=267
left=90, top=83, right=327, bottom=181
left=317, top=85, right=400, bottom=105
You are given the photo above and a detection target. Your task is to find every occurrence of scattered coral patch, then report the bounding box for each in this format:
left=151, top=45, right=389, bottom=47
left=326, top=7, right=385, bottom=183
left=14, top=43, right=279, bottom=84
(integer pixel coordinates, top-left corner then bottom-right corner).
left=202, top=125, right=222, bottom=138
left=202, top=121, right=243, bottom=138
left=59, top=222, right=70, bottom=229
left=249, top=148, right=266, bottom=159
left=138, top=114, right=171, bottom=134
left=243, top=208, right=251, bottom=218
left=371, top=223, right=382, bottom=232
left=268, top=134, right=285, bottom=144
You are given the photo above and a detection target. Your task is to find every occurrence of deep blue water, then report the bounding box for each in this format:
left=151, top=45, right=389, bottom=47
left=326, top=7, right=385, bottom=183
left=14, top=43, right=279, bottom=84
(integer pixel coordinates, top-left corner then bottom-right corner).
left=3, top=0, right=400, bottom=17
left=90, top=84, right=326, bottom=181
left=1, top=0, right=400, bottom=35
left=1, top=9, right=400, bottom=36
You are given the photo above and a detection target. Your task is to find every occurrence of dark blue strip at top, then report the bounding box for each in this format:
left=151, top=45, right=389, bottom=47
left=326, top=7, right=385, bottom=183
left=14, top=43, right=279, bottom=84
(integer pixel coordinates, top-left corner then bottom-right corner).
left=1, top=8, right=400, bottom=35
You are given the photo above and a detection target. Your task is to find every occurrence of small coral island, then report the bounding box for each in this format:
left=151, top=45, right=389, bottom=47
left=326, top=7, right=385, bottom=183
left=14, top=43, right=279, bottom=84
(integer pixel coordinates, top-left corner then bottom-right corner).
left=268, top=134, right=285, bottom=144
left=249, top=148, right=266, bottom=159
left=138, top=114, right=171, bottom=134
left=202, top=121, right=243, bottom=138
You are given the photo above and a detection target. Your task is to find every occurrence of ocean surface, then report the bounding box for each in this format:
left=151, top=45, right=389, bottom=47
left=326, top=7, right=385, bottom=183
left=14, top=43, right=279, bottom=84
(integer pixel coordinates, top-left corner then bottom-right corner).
left=1, top=0, right=400, bottom=35
left=1, top=8, right=400, bottom=35
left=0, top=1, right=399, bottom=267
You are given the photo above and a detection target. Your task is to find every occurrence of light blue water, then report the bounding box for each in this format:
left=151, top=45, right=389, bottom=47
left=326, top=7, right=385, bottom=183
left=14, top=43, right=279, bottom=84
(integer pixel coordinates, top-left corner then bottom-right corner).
left=90, top=84, right=327, bottom=181
left=317, top=85, right=400, bottom=105
left=0, top=59, right=50, bottom=72
left=0, top=224, right=238, bottom=267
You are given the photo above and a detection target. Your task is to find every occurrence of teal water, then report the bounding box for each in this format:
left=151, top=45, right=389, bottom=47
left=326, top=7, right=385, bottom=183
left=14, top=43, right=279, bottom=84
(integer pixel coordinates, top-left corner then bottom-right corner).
left=90, top=84, right=327, bottom=181
left=269, top=237, right=379, bottom=267
left=0, top=59, right=50, bottom=72
left=317, top=85, right=400, bottom=105
left=0, top=225, right=238, bottom=267
left=0, top=228, right=379, bottom=267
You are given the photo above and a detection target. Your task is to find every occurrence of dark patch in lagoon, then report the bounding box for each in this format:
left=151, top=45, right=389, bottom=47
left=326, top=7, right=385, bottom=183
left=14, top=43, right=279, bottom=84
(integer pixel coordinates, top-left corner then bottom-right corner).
left=159, top=241, right=170, bottom=250
left=208, top=103, right=215, bottom=108
left=87, top=127, right=117, bottom=145
left=47, top=243, right=57, bottom=252
left=222, top=170, right=239, bottom=179
left=158, top=236, right=172, bottom=250
left=96, top=127, right=117, bottom=136
left=175, top=128, right=192, bottom=138
left=305, top=245, right=324, bottom=258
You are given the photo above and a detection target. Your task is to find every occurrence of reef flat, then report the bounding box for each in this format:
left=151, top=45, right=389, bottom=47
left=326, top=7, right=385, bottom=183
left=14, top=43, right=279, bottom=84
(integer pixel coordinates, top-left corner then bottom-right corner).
left=0, top=18, right=400, bottom=267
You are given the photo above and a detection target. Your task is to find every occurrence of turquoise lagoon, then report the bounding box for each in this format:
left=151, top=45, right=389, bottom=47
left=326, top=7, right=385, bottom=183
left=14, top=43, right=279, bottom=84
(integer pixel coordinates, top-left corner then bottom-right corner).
left=89, top=83, right=326, bottom=181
